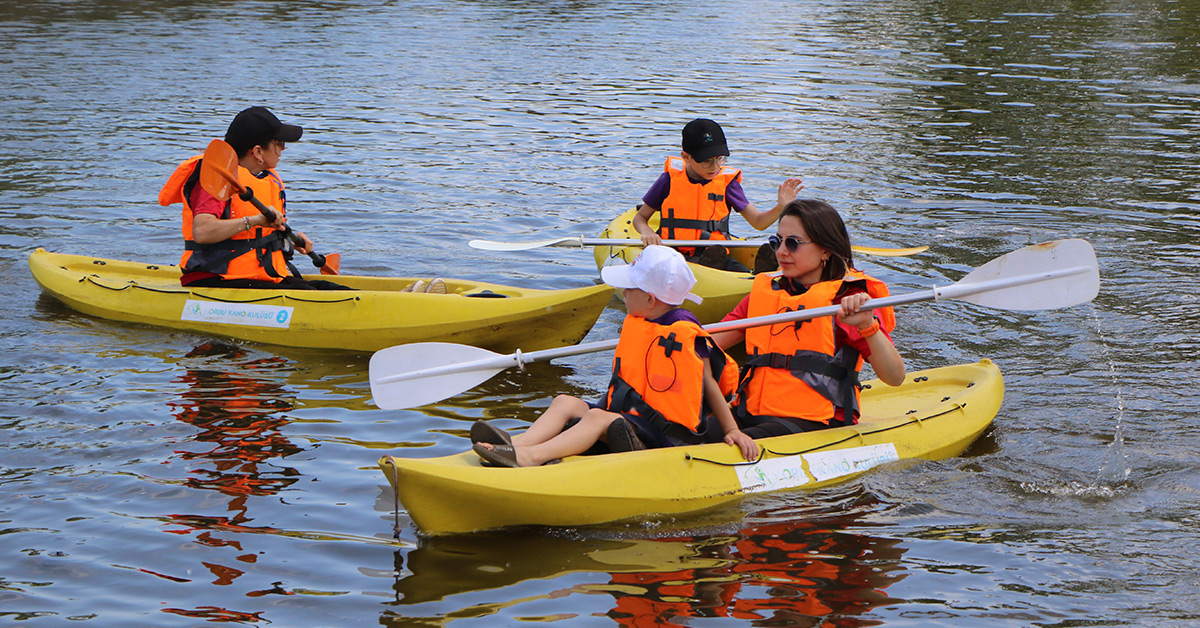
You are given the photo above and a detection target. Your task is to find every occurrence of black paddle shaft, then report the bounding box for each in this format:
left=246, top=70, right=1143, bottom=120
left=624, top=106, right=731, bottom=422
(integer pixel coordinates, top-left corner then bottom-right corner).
left=237, top=187, right=329, bottom=269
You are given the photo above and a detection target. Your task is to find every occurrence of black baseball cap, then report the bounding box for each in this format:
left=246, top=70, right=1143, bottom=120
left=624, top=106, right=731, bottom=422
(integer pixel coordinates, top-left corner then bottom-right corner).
left=224, top=106, right=303, bottom=156
left=681, top=118, right=729, bottom=162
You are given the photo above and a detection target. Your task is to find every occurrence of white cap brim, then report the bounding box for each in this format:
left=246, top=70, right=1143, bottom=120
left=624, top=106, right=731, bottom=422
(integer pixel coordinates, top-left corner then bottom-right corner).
left=601, top=264, right=703, bottom=305
left=600, top=264, right=639, bottom=291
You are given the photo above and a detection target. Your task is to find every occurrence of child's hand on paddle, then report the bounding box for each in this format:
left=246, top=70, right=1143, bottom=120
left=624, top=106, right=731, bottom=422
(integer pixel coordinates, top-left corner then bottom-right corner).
left=638, top=230, right=663, bottom=246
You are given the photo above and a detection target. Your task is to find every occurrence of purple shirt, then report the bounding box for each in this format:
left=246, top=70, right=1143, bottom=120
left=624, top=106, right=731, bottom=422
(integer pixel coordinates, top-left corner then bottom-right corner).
left=641, top=170, right=749, bottom=212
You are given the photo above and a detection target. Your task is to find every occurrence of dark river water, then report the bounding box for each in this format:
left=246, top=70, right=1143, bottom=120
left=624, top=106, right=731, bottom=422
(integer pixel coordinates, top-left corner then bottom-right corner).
left=2, top=0, right=1198, bottom=625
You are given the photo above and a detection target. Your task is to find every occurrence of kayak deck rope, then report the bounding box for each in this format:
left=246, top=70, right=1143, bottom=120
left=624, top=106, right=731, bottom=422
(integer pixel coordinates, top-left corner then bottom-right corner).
left=80, top=275, right=360, bottom=304
left=684, top=403, right=967, bottom=467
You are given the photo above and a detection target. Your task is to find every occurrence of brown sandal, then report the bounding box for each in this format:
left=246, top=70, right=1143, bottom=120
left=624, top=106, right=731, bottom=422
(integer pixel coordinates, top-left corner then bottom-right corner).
left=473, top=442, right=519, bottom=468
left=470, top=419, right=513, bottom=447
left=606, top=418, right=646, bottom=453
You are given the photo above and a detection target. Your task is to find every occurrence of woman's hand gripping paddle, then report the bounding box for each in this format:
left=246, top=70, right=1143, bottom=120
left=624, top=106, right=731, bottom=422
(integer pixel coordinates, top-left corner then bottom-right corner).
left=199, top=139, right=341, bottom=275
left=468, top=236, right=929, bottom=257
left=371, top=239, right=1100, bottom=410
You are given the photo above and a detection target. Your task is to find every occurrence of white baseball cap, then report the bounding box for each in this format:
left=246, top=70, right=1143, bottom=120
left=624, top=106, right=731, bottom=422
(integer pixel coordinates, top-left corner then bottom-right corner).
left=600, top=245, right=702, bottom=305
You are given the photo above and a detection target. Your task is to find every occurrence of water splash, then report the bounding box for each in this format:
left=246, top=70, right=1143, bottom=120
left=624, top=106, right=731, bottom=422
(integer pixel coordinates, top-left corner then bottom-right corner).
left=1019, top=479, right=1122, bottom=499
left=1019, top=305, right=1131, bottom=499
left=1091, top=306, right=1132, bottom=485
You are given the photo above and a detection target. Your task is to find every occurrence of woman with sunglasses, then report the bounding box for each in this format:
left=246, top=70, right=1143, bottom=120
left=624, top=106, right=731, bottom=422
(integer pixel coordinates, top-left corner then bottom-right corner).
left=712, top=199, right=906, bottom=438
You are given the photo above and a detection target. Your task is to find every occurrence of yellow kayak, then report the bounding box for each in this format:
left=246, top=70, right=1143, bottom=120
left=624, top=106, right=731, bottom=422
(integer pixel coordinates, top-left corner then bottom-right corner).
left=593, top=207, right=757, bottom=323
left=29, top=248, right=612, bottom=353
left=379, top=359, right=1003, bottom=535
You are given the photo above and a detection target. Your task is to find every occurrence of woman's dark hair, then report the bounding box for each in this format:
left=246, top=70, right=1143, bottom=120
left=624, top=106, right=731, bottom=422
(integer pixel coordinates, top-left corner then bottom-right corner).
left=779, top=199, right=853, bottom=282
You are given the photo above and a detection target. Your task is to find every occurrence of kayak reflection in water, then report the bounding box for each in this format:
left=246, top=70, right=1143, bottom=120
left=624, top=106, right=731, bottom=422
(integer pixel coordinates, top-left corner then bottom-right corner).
left=605, top=515, right=907, bottom=625
left=713, top=199, right=906, bottom=437
left=471, top=245, right=759, bottom=468
left=160, top=106, right=349, bottom=290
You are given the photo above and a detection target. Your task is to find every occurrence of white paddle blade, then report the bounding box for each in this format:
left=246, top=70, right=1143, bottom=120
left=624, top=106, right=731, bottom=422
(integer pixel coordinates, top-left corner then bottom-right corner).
left=954, top=239, right=1099, bottom=310
left=468, top=237, right=579, bottom=251
left=369, top=342, right=509, bottom=409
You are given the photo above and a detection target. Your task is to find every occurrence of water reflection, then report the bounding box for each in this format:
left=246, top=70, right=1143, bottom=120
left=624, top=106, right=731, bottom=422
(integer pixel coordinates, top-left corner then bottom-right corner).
left=4, top=0, right=1199, bottom=624
left=384, top=508, right=905, bottom=626
left=156, top=341, right=305, bottom=609
left=695, top=519, right=904, bottom=625
left=161, top=605, right=267, bottom=625
left=166, top=341, right=303, bottom=499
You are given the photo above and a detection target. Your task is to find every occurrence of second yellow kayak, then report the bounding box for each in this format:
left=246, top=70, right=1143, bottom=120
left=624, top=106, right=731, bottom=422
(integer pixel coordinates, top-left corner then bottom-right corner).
left=593, top=207, right=757, bottom=322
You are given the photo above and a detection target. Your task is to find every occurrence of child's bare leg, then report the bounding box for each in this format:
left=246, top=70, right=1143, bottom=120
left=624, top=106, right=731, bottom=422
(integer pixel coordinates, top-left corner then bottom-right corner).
left=519, top=408, right=620, bottom=466
left=514, top=395, right=591, bottom=447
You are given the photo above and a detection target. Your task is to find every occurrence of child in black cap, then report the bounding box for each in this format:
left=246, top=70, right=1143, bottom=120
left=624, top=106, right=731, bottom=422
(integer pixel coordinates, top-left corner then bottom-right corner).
left=632, top=118, right=804, bottom=272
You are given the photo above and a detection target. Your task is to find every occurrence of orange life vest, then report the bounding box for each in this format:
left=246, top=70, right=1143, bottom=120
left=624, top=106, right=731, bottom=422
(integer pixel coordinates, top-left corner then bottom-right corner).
left=159, top=156, right=292, bottom=282
left=733, top=269, right=894, bottom=426
left=657, top=157, right=741, bottom=255
left=605, top=314, right=738, bottom=444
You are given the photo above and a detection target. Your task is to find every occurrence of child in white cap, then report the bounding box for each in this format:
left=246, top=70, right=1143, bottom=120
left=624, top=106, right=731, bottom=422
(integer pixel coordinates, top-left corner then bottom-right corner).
left=471, top=245, right=758, bottom=467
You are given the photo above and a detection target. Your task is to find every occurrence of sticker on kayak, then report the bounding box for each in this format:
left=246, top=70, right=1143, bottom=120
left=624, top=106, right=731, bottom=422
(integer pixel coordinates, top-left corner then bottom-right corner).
left=736, top=443, right=900, bottom=493
left=181, top=299, right=294, bottom=329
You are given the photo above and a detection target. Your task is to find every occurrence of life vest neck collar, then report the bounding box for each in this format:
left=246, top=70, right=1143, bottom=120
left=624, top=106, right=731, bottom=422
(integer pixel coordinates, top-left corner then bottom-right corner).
left=773, top=275, right=815, bottom=296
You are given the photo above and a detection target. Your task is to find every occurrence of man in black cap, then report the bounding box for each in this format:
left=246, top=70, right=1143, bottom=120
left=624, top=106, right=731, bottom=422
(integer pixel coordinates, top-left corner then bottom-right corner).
left=632, top=118, right=805, bottom=272
left=159, top=107, right=348, bottom=290
left=224, top=106, right=303, bottom=159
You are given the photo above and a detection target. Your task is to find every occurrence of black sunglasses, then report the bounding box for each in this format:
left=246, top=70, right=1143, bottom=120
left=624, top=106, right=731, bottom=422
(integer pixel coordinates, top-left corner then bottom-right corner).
left=767, top=234, right=812, bottom=253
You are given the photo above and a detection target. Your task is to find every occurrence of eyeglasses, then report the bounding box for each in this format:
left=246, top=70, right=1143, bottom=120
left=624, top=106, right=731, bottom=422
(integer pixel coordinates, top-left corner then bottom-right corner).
left=767, top=234, right=812, bottom=252
left=699, top=156, right=727, bottom=168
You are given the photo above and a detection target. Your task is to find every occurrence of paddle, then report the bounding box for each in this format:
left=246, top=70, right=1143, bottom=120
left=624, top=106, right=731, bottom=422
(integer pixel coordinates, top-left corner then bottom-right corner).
left=469, top=236, right=929, bottom=258
left=370, top=239, right=1100, bottom=410
left=198, top=138, right=341, bottom=275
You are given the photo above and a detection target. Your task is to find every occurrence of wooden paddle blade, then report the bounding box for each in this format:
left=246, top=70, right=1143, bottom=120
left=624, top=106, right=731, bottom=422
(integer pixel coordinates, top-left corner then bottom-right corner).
left=198, top=139, right=241, bottom=201
left=370, top=343, right=512, bottom=409
left=852, top=244, right=929, bottom=257
left=953, top=239, right=1099, bottom=310
left=318, top=253, right=341, bottom=275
